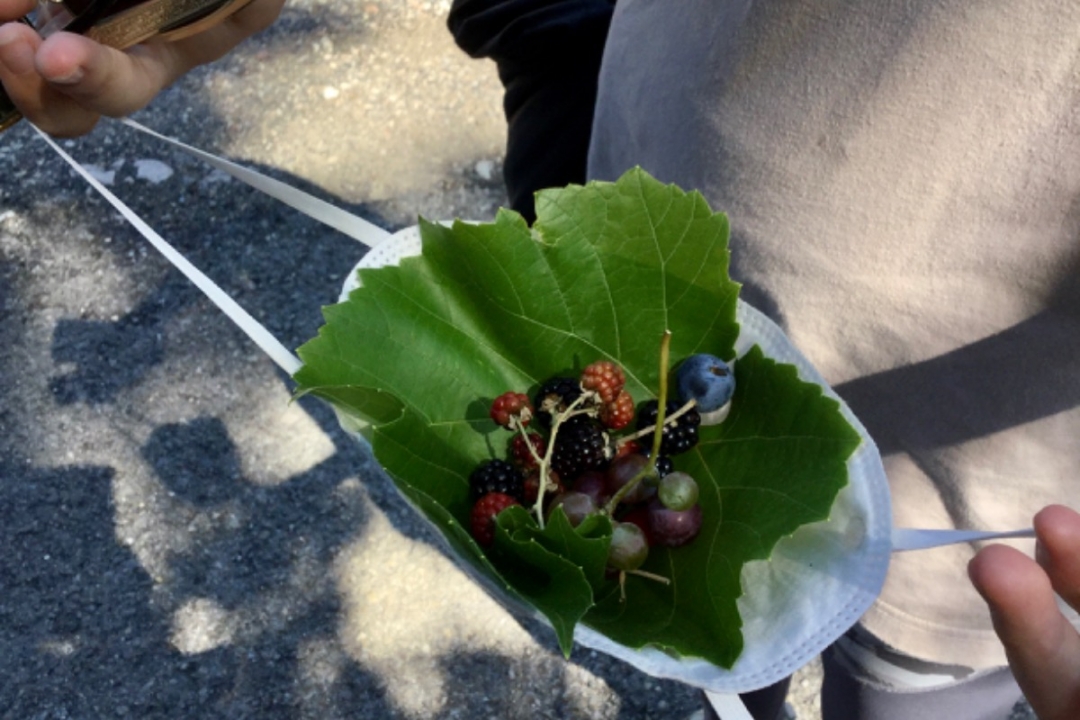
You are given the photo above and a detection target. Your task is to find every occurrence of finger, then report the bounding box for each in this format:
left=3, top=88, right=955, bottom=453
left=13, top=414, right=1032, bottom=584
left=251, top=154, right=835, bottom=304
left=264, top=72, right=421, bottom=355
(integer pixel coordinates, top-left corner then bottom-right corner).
left=969, top=544, right=1080, bottom=720
left=30, top=0, right=285, bottom=118
left=1034, top=505, right=1080, bottom=612
left=34, top=32, right=178, bottom=115
left=0, top=22, right=99, bottom=135
left=0, top=0, right=37, bottom=22
left=1, top=0, right=284, bottom=136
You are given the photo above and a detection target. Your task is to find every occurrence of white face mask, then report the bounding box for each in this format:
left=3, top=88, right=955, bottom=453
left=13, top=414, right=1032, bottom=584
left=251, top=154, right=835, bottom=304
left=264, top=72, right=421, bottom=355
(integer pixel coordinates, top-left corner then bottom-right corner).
left=344, top=225, right=895, bottom=694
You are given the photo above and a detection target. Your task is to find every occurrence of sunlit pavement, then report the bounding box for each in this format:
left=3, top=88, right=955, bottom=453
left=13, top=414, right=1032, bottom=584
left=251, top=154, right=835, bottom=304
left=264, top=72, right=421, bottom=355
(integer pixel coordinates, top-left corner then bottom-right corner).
left=0, top=2, right=699, bottom=717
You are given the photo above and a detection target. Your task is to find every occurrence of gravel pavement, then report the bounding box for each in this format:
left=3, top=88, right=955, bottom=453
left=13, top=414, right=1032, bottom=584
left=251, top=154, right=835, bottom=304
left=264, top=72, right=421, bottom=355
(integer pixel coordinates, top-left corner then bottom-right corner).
left=0, top=2, right=1034, bottom=719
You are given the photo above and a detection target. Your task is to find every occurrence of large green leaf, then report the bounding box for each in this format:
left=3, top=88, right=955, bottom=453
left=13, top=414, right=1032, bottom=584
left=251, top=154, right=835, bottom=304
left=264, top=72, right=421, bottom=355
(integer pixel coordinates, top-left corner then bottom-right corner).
left=294, top=168, right=860, bottom=668
left=490, top=506, right=613, bottom=654
left=583, top=346, right=860, bottom=666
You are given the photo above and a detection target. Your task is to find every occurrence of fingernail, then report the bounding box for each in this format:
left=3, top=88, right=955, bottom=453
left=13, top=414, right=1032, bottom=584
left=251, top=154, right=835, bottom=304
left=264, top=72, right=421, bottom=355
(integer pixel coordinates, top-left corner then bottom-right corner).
left=0, top=35, right=36, bottom=76
left=44, top=67, right=83, bottom=85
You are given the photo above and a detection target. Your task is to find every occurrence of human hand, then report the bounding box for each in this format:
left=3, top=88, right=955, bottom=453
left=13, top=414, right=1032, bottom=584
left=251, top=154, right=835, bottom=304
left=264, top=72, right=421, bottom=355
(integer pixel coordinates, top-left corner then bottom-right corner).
left=0, top=0, right=285, bottom=136
left=968, top=504, right=1080, bottom=720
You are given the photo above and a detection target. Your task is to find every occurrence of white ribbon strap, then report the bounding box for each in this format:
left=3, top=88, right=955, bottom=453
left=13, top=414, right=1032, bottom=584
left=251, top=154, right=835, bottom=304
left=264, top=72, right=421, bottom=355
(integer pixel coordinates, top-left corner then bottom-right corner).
left=891, top=527, right=1036, bottom=552
left=33, top=125, right=303, bottom=376
left=705, top=691, right=755, bottom=720
left=117, top=118, right=392, bottom=248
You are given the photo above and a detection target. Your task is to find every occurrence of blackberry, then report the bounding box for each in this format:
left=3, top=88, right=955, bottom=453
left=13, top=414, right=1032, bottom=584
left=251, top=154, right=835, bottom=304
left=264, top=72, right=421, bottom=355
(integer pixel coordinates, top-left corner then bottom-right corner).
left=533, top=376, right=585, bottom=428
left=550, top=416, right=612, bottom=481
left=639, top=451, right=674, bottom=478
left=471, top=492, right=519, bottom=546
left=636, top=399, right=701, bottom=455
left=470, top=459, right=525, bottom=502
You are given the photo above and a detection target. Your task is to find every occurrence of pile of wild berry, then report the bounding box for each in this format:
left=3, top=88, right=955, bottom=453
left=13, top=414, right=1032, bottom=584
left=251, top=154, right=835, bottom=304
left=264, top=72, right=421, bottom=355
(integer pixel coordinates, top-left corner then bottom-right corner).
left=469, top=352, right=736, bottom=588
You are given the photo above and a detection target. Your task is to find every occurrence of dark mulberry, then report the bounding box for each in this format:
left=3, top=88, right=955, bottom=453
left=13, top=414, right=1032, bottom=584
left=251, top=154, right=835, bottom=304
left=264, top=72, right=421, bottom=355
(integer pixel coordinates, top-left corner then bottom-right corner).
left=550, top=416, right=612, bottom=481
left=533, top=377, right=585, bottom=428
left=470, top=459, right=525, bottom=502
left=636, top=400, right=701, bottom=455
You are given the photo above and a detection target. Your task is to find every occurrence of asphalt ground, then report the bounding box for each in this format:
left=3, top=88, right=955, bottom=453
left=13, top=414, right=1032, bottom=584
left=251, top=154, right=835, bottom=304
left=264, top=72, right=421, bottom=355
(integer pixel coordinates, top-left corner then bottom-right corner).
left=0, top=2, right=1034, bottom=719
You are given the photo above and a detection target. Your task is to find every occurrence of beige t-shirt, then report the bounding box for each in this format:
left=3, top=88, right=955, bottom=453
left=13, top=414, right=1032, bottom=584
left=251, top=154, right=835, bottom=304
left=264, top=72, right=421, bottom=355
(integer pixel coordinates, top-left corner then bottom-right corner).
left=589, top=0, right=1080, bottom=668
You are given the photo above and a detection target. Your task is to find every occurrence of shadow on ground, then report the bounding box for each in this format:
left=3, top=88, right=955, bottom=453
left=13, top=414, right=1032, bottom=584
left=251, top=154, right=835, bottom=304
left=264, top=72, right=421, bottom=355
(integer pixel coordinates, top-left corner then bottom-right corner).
left=0, top=3, right=710, bottom=717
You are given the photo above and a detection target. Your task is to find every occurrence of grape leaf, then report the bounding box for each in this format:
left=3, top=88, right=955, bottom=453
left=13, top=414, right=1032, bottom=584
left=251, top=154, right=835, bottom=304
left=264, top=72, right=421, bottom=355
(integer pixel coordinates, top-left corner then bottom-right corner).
left=583, top=346, right=860, bottom=666
left=293, top=168, right=860, bottom=668
left=490, top=507, right=613, bottom=654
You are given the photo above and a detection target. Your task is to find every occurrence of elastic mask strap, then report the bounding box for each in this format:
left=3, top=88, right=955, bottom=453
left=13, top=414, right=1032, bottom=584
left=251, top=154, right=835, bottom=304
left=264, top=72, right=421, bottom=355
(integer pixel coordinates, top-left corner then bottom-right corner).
left=118, top=118, right=392, bottom=249
left=891, top=527, right=1035, bottom=552
left=33, top=124, right=304, bottom=376
left=705, top=692, right=754, bottom=720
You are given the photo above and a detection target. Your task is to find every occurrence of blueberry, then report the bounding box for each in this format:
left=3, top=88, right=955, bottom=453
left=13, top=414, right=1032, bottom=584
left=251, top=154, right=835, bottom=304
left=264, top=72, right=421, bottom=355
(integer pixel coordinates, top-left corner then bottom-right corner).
left=675, top=354, right=735, bottom=412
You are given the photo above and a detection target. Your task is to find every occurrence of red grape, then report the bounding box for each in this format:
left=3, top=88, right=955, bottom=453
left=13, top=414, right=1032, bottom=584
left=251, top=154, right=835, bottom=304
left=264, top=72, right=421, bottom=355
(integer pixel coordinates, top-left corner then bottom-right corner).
left=572, top=470, right=608, bottom=506
left=547, top=491, right=597, bottom=527
left=658, top=471, right=699, bottom=512
left=607, top=522, right=649, bottom=571
left=605, top=454, right=657, bottom=505
left=647, top=498, right=702, bottom=547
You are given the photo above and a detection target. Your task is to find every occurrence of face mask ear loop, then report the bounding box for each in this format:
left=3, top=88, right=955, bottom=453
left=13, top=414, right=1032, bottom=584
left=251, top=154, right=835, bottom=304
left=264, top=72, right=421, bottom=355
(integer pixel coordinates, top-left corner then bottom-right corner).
left=891, top=526, right=1036, bottom=552
left=31, top=123, right=304, bottom=376
left=116, top=118, right=393, bottom=249
left=705, top=691, right=755, bottom=720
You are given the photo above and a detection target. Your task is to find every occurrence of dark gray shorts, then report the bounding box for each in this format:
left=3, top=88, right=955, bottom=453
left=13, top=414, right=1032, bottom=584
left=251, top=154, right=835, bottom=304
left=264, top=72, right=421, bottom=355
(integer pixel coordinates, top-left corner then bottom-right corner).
left=704, top=625, right=1022, bottom=720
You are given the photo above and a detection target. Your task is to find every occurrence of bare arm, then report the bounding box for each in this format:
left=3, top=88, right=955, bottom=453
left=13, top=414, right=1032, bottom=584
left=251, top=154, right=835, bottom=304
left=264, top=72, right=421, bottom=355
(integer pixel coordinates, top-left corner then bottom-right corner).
left=0, top=0, right=285, bottom=136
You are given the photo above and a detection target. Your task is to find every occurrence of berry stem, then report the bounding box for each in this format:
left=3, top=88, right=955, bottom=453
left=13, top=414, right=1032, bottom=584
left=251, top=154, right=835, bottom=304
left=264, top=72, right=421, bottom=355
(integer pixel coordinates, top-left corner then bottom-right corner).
left=651, top=331, right=672, bottom=465
left=614, top=398, right=698, bottom=447
left=618, top=568, right=671, bottom=602
left=604, top=331, right=672, bottom=514
left=531, top=390, right=596, bottom=528
left=511, top=418, right=545, bottom=469
left=627, top=568, right=671, bottom=585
